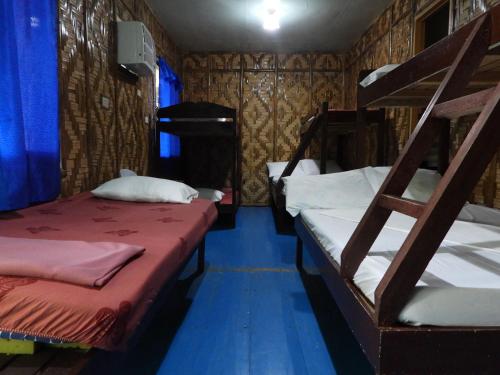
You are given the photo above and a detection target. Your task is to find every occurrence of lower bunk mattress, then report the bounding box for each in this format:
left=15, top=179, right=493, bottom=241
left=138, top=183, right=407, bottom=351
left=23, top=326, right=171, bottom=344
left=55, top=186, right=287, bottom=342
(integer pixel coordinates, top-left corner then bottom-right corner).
left=0, top=192, right=217, bottom=350
left=301, top=206, right=500, bottom=327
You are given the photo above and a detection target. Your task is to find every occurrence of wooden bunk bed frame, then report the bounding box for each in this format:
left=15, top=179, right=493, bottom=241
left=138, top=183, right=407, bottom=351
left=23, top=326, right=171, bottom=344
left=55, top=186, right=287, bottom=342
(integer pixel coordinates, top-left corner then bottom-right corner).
left=155, top=102, right=241, bottom=227
left=270, top=101, right=386, bottom=234
left=296, top=5, right=500, bottom=374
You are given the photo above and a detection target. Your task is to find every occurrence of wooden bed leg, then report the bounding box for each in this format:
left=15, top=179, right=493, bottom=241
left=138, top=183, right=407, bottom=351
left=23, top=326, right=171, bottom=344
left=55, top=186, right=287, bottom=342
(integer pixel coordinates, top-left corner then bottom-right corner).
left=296, top=237, right=304, bottom=271
left=197, top=238, right=206, bottom=274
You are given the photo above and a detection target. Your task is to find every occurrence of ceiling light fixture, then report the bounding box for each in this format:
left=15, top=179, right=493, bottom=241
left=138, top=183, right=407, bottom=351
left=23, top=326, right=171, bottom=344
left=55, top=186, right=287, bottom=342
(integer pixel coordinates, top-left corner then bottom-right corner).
left=262, top=0, right=280, bottom=31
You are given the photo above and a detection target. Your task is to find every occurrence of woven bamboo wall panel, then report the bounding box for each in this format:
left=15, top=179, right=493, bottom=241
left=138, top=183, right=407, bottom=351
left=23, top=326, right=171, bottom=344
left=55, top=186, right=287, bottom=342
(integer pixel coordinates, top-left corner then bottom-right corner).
left=183, top=72, right=209, bottom=102
left=210, top=53, right=241, bottom=70
left=311, top=54, right=343, bottom=71
left=278, top=54, right=310, bottom=70
left=209, top=72, right=241, bottom=110
left=59, top=0, right=180, bottom=196
left=450, top=117, right=499, bottom=207
left=241, top=72, right=275, bottom=204
left=311, top=72, right=343, bottom=109
left=115, top=0, right=150, bottom=175
left=416, top=0, right=435, bottom=12
left=391, top=15, right=412, bottom=63
left=392, top=0, right=413, bottom=22
left=243, top=53, right=276, bottom=70
left=276, top=72, right=310, bottom=161
left=59, top=0, right=90, bottom=196
left=85, top=0, right=117, bottom=187
left=374, top=34, right=391, bottom=67
left=183, top=53, right=208, bottom=71
left=182, top=52, right=344, bottom=205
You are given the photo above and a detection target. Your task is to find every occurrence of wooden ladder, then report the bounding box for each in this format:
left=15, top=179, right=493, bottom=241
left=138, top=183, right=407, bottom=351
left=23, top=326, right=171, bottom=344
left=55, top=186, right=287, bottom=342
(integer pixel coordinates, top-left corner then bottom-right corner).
left=276, top=102, right=329, bottom=192
left=340, top=13, right=500, bottom=325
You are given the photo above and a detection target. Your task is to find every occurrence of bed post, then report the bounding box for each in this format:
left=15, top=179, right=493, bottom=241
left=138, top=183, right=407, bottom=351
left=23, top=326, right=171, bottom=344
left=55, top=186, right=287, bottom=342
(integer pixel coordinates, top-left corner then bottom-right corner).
left=197, top=237, right=206, bottom=274
left=320, top=102, right=329, bottom=174
left=437, top=118, right=450, bottom=175
left=376, top=108, right=386, bottom=166
left=296, top=237, right=304, bottom=271
left=355, top=108, right=368, bottom=168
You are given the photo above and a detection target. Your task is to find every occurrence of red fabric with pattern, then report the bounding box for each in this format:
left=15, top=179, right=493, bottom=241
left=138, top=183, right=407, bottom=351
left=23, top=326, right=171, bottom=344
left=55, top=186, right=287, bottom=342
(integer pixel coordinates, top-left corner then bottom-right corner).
left=0, top=193, right=217, bottom=350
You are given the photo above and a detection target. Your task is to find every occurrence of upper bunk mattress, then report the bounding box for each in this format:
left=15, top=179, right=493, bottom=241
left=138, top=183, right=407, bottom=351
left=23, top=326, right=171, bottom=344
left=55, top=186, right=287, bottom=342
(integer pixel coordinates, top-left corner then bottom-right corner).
left=0, top=192, right=217, bottom=350
left=301, top=206, right=500, bottom=327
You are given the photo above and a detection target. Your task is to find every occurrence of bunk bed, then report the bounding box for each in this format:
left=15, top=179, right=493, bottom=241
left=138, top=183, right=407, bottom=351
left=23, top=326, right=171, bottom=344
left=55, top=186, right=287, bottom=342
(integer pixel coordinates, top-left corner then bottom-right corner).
left=0, top=192, right=217, bottom=352
left=295, top=5, right=500, bottom=374
left=154, top=102, right=241, bottom=228
left=270, top=101, right=386, bottom=234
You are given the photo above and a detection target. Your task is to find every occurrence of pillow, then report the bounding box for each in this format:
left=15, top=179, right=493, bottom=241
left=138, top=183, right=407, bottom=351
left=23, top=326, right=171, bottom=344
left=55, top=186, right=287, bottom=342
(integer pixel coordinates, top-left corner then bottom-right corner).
left=364, top=167, right=441, bottom=202
left=91, top=176, right=198, bottom=204
left=298, top=159, right=321, bottom=175
left=359, top=64, right=400, bottom=88
left=196, top=188, right=225, bottom=202
left=284, top=168, right=377, bottom=217
left=266, top=161, right=306, bottom=179
left=457, top=203, right=500, bottom=226
left=119, top=169, right=137, bottom=177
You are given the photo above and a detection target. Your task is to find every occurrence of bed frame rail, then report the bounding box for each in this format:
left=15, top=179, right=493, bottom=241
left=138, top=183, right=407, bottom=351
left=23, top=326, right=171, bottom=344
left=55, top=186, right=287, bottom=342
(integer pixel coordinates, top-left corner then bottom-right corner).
left=341, top=12, right=500, bottom=325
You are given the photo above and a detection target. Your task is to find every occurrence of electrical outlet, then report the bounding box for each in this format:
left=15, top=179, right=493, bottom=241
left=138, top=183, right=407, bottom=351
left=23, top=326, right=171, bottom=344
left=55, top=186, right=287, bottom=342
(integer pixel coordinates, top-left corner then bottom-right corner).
left=101, top=96, right=110, bottom=109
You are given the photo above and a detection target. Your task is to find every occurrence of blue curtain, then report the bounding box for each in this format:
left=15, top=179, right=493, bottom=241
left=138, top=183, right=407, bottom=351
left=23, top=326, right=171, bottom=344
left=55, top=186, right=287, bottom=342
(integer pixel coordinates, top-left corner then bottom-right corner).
left=0, top=1, right=60, bottom=211
left=158, top=57, right=182, bottom=158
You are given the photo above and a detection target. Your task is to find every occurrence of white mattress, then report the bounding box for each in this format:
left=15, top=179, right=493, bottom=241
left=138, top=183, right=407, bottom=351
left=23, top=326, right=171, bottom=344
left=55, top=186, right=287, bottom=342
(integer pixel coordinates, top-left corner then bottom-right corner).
left=359, top=64, right=400, bottom=87
left=301, top=206, right=500, bottom=326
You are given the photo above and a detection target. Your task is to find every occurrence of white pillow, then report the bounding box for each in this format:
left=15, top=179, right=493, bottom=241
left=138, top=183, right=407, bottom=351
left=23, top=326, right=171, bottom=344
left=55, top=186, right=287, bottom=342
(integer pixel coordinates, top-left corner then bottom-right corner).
left=298, top=159, right=321, bottom=175
left=119, top=169, right=137, bottom=177
left=284, top=168, right=377, bottom=217
left=266, top=161, right=306, bottom=179
left=196, top=188, right=225, bottom=202
left=91, top=176, right=199, bottom=204
left=457, top=203, right=500, bottom=226
left=359, top=64, right=400, bottom=87
left=365, top=167, right=441, bottom=202
left=266, top=161, right=290, bottom=178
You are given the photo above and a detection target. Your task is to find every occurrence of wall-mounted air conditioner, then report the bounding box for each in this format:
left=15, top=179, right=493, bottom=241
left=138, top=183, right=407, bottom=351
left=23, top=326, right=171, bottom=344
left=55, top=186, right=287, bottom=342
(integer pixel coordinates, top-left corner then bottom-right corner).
left=117, top=21, right=156, bottom=76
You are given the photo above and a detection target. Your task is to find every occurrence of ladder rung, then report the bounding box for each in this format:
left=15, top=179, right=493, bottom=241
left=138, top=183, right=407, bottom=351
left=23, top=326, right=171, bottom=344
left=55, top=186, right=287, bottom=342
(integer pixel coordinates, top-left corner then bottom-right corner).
left=432, top=87, right=496, bottom=119
left=378, top=194, right=425, bottom=218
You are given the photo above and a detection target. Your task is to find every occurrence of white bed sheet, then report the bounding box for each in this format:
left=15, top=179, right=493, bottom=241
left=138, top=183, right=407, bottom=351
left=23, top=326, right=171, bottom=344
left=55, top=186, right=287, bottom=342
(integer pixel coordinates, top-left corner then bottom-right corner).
left=285, top=167, right=440, bottom=217
left=268, top=159, right=342, bottom=184
left=301, top=206, right=500, bottom=326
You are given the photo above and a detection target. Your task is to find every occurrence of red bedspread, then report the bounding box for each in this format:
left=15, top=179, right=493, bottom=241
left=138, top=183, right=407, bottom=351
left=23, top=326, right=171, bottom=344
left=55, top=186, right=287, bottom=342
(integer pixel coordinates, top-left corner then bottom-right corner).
left=0, top=193, right=217, bottom=350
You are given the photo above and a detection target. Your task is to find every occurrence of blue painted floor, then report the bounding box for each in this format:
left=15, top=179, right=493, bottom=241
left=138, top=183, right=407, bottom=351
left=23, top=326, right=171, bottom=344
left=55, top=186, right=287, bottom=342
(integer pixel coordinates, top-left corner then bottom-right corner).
left=86, top=207, right=373, bottom=375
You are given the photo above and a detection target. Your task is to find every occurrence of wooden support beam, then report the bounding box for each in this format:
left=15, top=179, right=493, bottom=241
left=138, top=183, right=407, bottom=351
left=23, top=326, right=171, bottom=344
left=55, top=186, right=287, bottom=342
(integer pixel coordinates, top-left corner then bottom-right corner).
left=432, top=86, right=496, bottom=119
left=320, top=102, right=329, bottom=174
left=378, top=195, right=425, bottom=218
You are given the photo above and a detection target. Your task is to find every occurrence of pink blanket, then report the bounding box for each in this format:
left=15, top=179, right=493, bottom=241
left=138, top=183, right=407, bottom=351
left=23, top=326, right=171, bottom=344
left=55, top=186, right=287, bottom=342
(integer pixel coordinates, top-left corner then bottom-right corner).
left=0, top=236, right=144, bottom=287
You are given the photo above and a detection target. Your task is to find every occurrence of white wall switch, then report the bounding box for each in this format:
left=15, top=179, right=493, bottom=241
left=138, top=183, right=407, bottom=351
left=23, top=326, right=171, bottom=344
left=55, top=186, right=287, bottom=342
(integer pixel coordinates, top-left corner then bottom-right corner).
left=101, top=96, right=110, bottom=109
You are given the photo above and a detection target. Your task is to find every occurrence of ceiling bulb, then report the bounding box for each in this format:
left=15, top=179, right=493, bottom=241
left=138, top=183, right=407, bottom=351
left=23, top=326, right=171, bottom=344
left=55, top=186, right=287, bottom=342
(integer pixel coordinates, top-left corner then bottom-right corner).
left=262, top=0, right=280, bottom=31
